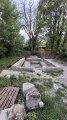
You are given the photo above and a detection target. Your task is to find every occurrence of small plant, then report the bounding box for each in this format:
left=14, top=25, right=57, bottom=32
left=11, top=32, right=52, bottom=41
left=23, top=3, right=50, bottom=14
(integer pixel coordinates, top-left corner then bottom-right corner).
left=15, top=90, right=22, bottom=104
left=44, top=79, right=53, bottom=88
left=56, top=88, right=65, bottom=97
left=46, top=71, right=63, bottom=77
left=61, top=84, right=67, bottom=89
left=25, top=112, right=37, bottom=120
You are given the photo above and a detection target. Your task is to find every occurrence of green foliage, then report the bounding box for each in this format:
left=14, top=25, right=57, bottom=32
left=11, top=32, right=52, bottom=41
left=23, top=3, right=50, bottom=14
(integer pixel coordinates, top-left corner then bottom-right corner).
left=0, top=0, right=24, bottom=57
left=0, top=56, right=21, bottom=70
left=46, top=71, right=63, bottom=77
left=26, top=112, right=37, bottom=120
left=43, top=79, right=53, bottom=88
left=38, top=0, right=67, bottom=60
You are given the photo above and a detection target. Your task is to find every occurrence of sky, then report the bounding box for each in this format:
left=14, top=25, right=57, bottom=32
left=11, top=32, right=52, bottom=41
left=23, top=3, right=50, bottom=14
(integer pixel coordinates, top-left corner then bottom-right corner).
left=13, top=0, right=39, bottom=40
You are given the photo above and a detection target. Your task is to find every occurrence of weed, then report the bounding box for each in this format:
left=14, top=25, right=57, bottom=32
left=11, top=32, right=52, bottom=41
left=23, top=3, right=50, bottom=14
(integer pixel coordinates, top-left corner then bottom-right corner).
left=43, top=79, right=53, bottom=88
left=56, top=88, right=65, bottom=97
left=61, top=84, right=67, bottom=89
left=47, top=71, right=63, bottom=77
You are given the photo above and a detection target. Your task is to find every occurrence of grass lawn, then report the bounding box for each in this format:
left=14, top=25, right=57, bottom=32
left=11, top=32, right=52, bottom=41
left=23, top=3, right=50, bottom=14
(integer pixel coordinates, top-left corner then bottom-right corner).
left=0, top=56, right=21, bottom=71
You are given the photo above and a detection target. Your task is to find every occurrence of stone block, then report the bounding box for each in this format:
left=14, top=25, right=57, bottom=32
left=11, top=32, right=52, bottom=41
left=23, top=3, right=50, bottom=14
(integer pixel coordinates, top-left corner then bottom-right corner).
left=22, top=82, right=35, bottom=97
left=27, top=58, right=42, bottom=61
left=31, top=61, right=40, bottom=64
left=10, top=67, right=35, bottom=72
left=0, top=70, right=23, bottom=78
left=42, top=66, right=63, bottom=72
left=12, top=58, right=25, bottom=67
left=26, top=88, right=41, bottom=109
left=0, top=108, right=10, bottom=120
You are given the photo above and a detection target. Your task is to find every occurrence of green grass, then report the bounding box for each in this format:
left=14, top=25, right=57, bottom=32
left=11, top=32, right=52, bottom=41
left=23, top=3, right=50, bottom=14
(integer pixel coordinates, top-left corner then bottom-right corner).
left=0, top=75, right=25, bottom=88
left=0, top=56, right=21, bottom=71
left=46, top=71, right=63, bottom=77
left=61, top=84, right=67, bottom=89
left=0, top=75, right=67, bottom=120
left=26, top=95, right=67, bottom=120
left=43, top=79, right=53, bottom=88
left=56, top=88, right=65, bottom=97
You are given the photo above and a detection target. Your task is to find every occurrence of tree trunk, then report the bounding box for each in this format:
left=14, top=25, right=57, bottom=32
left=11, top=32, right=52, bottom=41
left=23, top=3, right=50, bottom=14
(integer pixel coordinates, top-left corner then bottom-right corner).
left=30, top=35, right=37, bottom=51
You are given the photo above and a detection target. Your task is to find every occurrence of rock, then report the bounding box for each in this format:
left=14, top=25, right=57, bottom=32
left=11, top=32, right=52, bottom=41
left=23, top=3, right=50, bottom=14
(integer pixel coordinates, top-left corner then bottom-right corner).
left=7, top=104, right=26, bottom=120
left=0, top=108, right=10, bottom=120
left=26, top=88, right=41, bottom=109
left=39, top=101, right=44, bottom=108
left=0, top=70, right=23, bottom=78
left=22, top=82, right=35, bottom=97
left=42, top=66, right=63, bottom=72
left=10, top=67, right=35, bottom=72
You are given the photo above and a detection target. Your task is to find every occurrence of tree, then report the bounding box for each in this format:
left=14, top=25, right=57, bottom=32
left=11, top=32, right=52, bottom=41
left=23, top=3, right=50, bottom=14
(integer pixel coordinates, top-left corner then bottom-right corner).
left=0, top=0, right=23, bottom=57
left=38, top=0, right=67, bottom=56
left=21, top=0, right=40, bottom=50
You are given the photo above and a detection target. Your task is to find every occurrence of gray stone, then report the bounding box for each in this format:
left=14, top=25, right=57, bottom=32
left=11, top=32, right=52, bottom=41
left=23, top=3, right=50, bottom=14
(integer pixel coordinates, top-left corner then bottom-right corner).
left=22, top=82, right=35, bottom=97
left=0, top=70, right=23, bottom=78
left=31, top=61, right=40, bottom=64
left=53, top=84, right=59, bottom=90
left=10, top=67, right=35, bottom=72
left=39, top=101, right=44, bottom=108
left=7, top=104, right=26, bottom=120
left=42, top=66, right=63, bottom=72
left=44, top=59, right=55, bottom=67
left=26, top=88, right=41, bottom=109
left=27, top=58, right=42, bottom=61
left=12, top=58, right=25, bottom=67
left=0, top=108, right=10, bottom=120
left=24, top=61, right=30, bottom=67
left=40, top=62, right=45, bottom=67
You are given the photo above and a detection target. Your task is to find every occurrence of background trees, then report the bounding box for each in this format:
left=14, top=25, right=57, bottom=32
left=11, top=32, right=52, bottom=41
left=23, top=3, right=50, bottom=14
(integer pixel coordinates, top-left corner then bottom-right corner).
left=21, top=0, right=40, bottom=50
left=38, top=0, right=67, bottom=59
left=0, top=0, right=24, bottom=57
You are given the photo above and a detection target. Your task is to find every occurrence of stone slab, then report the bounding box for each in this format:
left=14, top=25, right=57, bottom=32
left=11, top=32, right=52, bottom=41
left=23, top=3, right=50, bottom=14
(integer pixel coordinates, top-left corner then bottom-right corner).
left=31, top=61, right=40, bottom=64
left=12, top=58, right=25, bottom=67
left=0, top=70, right=23, bottom=78
left=44, top=59, right=55, bottom=67
left=40, top=62, right=45, bottom=67
left=0, top=108, right=10, bottom=120
left=42, top=66, right=63, bottom=72
left=26, top=88, right=41, bottom=109
left=24, top=61, right=30, bottom=67
left=27, top=58, right=42, bottom=61
left=10, top=67, right=35, bottom=72
left=22, top=82, right=35, bottom=97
